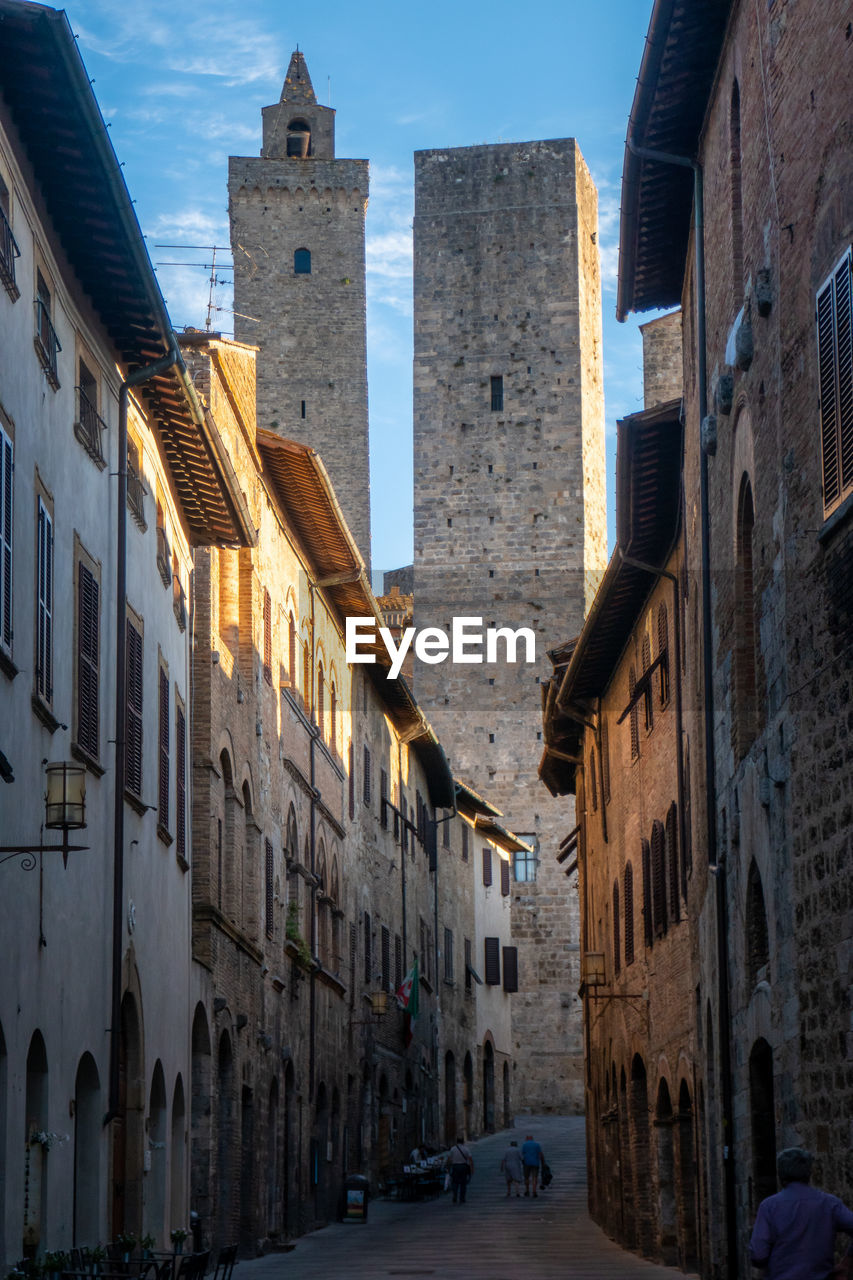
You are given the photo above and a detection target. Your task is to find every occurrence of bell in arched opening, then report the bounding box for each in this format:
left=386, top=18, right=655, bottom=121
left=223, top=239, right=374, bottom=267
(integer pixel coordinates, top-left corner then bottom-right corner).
left=286, top=118, right=311, bottom=158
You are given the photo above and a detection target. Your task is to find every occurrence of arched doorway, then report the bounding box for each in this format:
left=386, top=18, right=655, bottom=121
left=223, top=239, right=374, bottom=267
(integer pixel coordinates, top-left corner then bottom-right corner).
left=239, top=1084, right=255, bottom=1250
left=630, top=1055, right=653, bottom=1257
left=73, top=1053, right=101, bottom=1246
left=170, top=1076, right=186, bottom=1237
left=677, top=1079, right=699, bottom=1270
left=190, top=1005, right=211, bottom=1246
left=313, top=1083, right=329, bottom=1223
left=23, top=1031, right=49, bottom=1257
left=619, top=1067, right=634, bottom=1249
left=112, top=995, right=144, bottom=1240
left=462, top=1053, right=473, bottom=1139
left=216, top=1032, right=234, bottom=1248
left=749, top=1039, right=777, bottom=1210
left=283, top=1062, right=295, bottom=1237
left=267, top=1077, right=279, bottom=1236
left=376, top=1077, right=390, bottom=1181
left=145, top=1062, right=167, bottom=1243
left=444, top=1054, right=456, bottom=1147
left=482, top=1041, right=495, bottom=1133
left=655, top=1079, right=677, bottom=1264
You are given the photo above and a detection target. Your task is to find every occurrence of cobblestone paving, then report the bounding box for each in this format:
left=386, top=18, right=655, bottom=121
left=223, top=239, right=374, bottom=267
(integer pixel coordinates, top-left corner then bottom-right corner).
left=231, top=1115, right=692, bottom=1279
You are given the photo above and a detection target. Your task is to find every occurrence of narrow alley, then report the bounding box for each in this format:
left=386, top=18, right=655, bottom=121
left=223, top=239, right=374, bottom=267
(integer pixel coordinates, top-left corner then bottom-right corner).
left=230, top=1117, right=690, bottom=1280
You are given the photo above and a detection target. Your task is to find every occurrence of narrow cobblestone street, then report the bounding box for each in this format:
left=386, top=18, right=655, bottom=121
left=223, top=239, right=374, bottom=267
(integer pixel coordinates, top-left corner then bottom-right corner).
left=231, top=1116, right=691, bottom=1280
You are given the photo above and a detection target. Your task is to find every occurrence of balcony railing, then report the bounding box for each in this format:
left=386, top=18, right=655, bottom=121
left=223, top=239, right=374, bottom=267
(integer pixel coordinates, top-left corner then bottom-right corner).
left=156, top=524, right=172, bottom=587
left=34, top=297, right=61, bottom=389
left=74, top=386, right=107, bottom=468
left=127, top=457, right=147, bottom=531
left=173, top=577, right=187, bottom=632
left=0, top=206, right=20, bottom=300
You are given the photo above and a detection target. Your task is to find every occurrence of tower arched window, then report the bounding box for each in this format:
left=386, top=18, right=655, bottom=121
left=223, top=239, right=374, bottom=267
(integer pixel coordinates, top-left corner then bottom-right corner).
left=294, top=248, right=311, bottom=275
left=746, top=859, right=770, bottom=988
left=734, top=473, right=759, bottom=757
left=730, top=80, right=744, bottom=308
left=286, top=118, right=311, bottom=158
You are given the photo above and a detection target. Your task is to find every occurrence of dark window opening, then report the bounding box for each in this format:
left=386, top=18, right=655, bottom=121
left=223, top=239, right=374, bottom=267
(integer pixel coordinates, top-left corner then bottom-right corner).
left=294, top=248, right=311, bottom=275
left=490, top=375, right=503, bottom=412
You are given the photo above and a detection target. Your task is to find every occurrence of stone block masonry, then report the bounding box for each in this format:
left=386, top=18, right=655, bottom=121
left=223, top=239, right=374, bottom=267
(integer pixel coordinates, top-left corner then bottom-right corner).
left=412, top=139, right=607, bottom=1113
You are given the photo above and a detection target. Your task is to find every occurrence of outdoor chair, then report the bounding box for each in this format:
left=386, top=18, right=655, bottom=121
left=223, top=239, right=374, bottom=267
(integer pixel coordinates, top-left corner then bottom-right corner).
left=211, top=1245, right=236, bottom=1280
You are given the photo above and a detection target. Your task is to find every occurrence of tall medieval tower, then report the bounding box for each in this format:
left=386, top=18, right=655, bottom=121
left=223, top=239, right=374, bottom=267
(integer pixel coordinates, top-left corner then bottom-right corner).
left=229, top=52, right=371, bottom=563
left=413, top=139, right=606, bottom=1113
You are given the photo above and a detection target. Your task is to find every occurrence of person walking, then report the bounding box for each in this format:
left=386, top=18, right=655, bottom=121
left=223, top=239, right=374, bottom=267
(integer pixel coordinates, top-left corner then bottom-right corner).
left=750, top=1147, right=853, bottom=1280
left=521, top=1133, right=545, bottom=1198
left=501, top=1140, right=524, bottom=1198
left=448, top=1136, right=474, bottom=1205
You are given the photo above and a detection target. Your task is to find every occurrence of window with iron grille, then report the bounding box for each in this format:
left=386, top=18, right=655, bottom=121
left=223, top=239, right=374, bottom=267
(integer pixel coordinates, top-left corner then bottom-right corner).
left=126, top=437, right=146, bottom=530
left=502, top=946, right=518, bottom=993
left=395, top=933, right=403, bottom=991
left=629, top=665, right=640, bottom=760
left=484, top=936, right=501, bottom=985
left=0, top=174, right=20, bottom=299
left=363, top=912, right=371, bottom=985
left=601, top=719, right=611, bottom=804
left=265, top=837, right=275, bottom=938
left=500, top=858, right=510, bottom=896
left=613, top=881, right=621, bottom=976
left=348, top=742, right=355, bottom=819
left=657, top=603, right=670, bottom=705
left=155, top=501, right=172, bottom=588
left=490, top=375, right=504, bottom=412
left=176, top=702, right=187, bottom=864
left=461, top=823, right=469, bottom=861
left=363, top=745, right=371, bottom=807
left=641, top=838, right=653, bottom=948
left=34, top=270, right=60, bottom=389
left=126, top=618, right=144, bottom=798
left=158, top=665, right=170, bottom=832
left=381, top=925, right=390, bottom=990
left=0, top=423, right=12, bottom=657
left=444, top=927, right=454, bottom=983
left=76, top=561, right=99, bottom=760
left=624, top=862, right=635, bottom=965
left=380, top=768, right=389, bottom=828
left=263, top=589, right=272, bottom=684
left=482, top=846, right=493, bottom=887
left=816, top=248, right=853, bottom=517
left=651, top=819, right=667, bottom=937
left=36, top=497, right=53, bottom=703
left=75, top=358, right=105, bottom=466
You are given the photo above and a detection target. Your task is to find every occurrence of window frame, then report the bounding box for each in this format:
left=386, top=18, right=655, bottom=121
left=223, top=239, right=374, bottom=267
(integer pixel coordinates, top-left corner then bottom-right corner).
left=817, top=248, right=853, bottom=518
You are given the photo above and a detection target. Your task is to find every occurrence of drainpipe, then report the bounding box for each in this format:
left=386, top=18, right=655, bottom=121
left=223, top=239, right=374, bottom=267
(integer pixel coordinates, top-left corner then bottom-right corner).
left=106, top=343, right=179, bottom=1125
left=627, top=139, right=737, bottom=1278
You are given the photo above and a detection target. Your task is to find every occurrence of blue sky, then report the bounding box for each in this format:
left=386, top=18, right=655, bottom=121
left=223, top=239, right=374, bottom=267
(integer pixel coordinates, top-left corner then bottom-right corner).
left=69, top=0, right=657, bottom=573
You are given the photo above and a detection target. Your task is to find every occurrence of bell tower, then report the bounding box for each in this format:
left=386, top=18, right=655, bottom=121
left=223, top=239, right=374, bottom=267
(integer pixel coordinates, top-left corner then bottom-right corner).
left=229, top=51, right=371, bottom=564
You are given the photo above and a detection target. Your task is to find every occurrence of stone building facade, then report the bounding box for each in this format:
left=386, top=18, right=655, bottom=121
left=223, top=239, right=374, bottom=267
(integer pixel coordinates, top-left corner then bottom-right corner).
left=228, top=52, right=371, bottom=564
left=412, top=139, right=606, bottom=1113
left=180, top=333, right=517, bottom=1253
left=610, top=0, right=853, bottom=1275
left=0, top=7, right=253, bottom=1265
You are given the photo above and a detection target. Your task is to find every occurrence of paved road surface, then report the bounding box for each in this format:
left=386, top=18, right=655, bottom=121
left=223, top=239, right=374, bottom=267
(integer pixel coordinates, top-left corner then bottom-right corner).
left=230, top=1115, right=690, bottom=1279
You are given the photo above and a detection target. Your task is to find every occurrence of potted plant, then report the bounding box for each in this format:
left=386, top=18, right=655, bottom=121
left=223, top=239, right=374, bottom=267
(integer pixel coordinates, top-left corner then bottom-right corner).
left=169, top=1229, right=188, bottom=1255
left=140, top=1235, right=156, bottom=1259
left=115, top=1234, right=137, bottom=1263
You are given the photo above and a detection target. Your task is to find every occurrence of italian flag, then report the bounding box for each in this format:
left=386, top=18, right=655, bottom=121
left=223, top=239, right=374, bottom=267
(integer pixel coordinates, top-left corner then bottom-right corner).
left=396, top=955, right=419, bottom=1046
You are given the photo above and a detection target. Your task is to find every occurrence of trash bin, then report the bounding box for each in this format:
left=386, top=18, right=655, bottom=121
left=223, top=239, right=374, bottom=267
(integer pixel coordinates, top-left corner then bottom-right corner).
left=343, top=1173, right=370, bottom=1223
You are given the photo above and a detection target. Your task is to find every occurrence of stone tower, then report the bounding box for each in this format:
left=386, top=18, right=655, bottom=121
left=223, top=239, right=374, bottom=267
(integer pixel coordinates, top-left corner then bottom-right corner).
left=413, top=139, right=606, bottom=1113
left=229, top=51, right=371, bottom=563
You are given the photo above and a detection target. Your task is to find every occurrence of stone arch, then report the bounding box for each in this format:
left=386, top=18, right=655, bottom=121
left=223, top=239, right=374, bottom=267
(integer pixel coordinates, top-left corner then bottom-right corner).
left=630, top=1055, right=654, bottom=1257
left=239, top=1080, right=255, bottom=1251
left=656, top=1078, right=677, bottom=1264
left=734, top=472, right=759, bottom=757
left=190, top=1004, right=211, bottom=1246
left=619, top=1067, right=635, bottom=1249
left=73, top=1052, right=101, bottom=1247
left=677, top=1079, right=699, bottom=1270
left=746, top=859, right=770, bottom=989
left=113, top=993, right=144, bottom=1239
left=293, top=247, right=311, bottom=274
left=283, top=1061, right=296, bottom=1236
left=266, top=1076, right=279, bottom=1235
left=170, top=1074, right=186, bottom=1238
left=23, top=1030, right=49, bottom=1257
left=749, top=1038, right=777, bottom=1211
left=145, top=1060, right=167, bottom=1243
left=482, top=1037, right=495, bottom=1133
left=444, top=1052, right=457, bottom=1147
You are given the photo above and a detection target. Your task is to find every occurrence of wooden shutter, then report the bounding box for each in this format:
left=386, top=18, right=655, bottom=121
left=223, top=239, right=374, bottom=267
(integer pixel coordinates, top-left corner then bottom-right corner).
left=363, top=745, right=371, bottom=806
left=817, top=250, right=853, bottom=514
left=36, top=498, right=53, bottom=701
left=642, top=634, right=654, bottom=730
left=158, top=666, right=170, bottom=829
left=426, top=813, right=437, bottom=872
left=641, top=838, right=653, bottom=947
left=667, top=803, right=680, bottom=922
left=348, top=742, right=355, bottom=819
left=651, top=819, right=667, bottom=936
left=624, top=862, right=635, bottom=965
left=381, top=925, right=390, bottom=990
left=658, top=603, right=670, bottom=704
left=444, top=927, right=453, bottom=983
left=0, top=427, right=12, bottom=654
left=126, top=620, right=143, bottom=796
left=77, top=563, right=99, bottom=759
left=395, top=933, right=403, bottom=991
left=500, top=858, right=510, bottom=897
left=482, top=846, right=493, bottom=887
left=380, top=768, right=388, bottom=828
left=629, top=666, right=639, bottom=760
left=464, top=937, right=472, bottom=991
left=484, top=936, right=501, bottom=985
left=363, top=911, right=371, bottom=985
left=176, top=704, right=186, bottom=862
left=288, top=614, right=296, bottom=685
left=262, top=589, right=272, bottom=684
left=613, top=881, right=621, bottom=975
left=502, top=946, right=518, bottom=993
left=265, top=837, right=274, bottom=937
left=349, top=922, right=357, bottom=992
